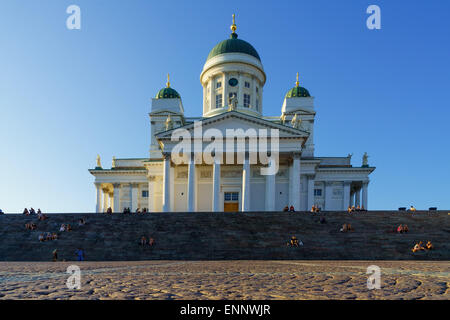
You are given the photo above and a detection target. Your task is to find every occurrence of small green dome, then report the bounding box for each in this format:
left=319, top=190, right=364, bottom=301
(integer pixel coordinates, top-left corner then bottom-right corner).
left=155, top=87, right=181, bottom=99
left=207, top=33, right=261, bottom=61
left=285, top=86, right=311, bottom=98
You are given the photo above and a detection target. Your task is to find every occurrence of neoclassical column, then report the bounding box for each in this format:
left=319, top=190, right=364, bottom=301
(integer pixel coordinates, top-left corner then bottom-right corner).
left=102, top=188, right=109, bottom=212
left=362, top=181, right=369, bottom=209
left=265, top=161, right=276, bottom=211
left=343, top=181, right=351, bottom=210
left=350, top=191, right=355, bottom=207
left=292, top=152, right=301, bottom=210
left=147, top=175, right=155, bottom=212
left=112, top=183, right=120, bottom=212
left=355, top=188, right=361, bottom=207
left=307, top=175, right=315, bottom=210
left=187, top=153, right=196, bottom=212
left=252, top=76, right=257, bottom=109
left=212, top=158, right=221, bottom=212
left=222, top=72, right=228, bottom=108
left=238, top=72, right=243, bottom=108
left=162, top=153, right=171, bottom=212
left=108, top=192, right=113, bottom=210
left=95, top=183, right=102, bottom=213
left=241, top=152, right=251, bottom=211
left=209, top=77, right=214, bottom=110
left=131, top=183, right=139, bottom=212
left=202, top=84, right=207, bottom=114
left=288, top=162, right=294, bottom=206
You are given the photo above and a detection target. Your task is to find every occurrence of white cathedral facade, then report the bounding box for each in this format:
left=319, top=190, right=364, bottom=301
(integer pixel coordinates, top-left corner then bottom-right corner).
left=90, top=17, right=375, bottom=213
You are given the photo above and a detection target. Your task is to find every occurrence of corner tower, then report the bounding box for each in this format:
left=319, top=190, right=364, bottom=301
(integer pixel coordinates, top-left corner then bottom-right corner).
left=200, top=14, right=266, bottom=118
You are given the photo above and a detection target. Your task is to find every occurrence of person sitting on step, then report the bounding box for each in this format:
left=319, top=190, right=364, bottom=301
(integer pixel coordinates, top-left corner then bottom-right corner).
left=290, top=236, right=299, bottom=247
left=59, top=224, right=66, bottom=232
left=397, top=224, right=404, bottom=233
left=340, top=223, right=354, bottom=232
left=408, top=205, right=416, bottom=212
left=140, top=236, right=147, bottom=246
left=347, top=206, right=352, bottom=213
left=315, top=206, right=320, bottom=213
left=149, top=237, right=155, bottom=246
left=283, top=205, right=289, bottom=212
left=412, top=241, right=425, bottom=253
left=39, top=233, right=45, bottom=242
left=66, top=224, right=72, bottom=232
left=107, top=207, right=112, bottom=214
left=52, top=233, right=58, bottom=240
left=23, top=208, right=29, bottom=215
left=426, top=241, right=434, bottom=250
left=29, top=208, right=36, bottom=215
left=289, top=205, right=295, bottom=212
left=46, top=232, right=52, bottom=241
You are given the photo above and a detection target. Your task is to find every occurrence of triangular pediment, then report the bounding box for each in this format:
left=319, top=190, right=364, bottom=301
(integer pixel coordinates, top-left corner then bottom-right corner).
left=156, top=110, right=309, bottom=139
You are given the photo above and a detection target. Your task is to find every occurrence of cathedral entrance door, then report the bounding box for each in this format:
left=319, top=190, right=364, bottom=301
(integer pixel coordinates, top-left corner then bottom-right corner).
left=224, top=192, right=239, bottom=212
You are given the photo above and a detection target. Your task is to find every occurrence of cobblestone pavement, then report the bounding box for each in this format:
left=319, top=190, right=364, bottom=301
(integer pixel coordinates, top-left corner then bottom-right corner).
left=0, top=261, right=448, bottom=300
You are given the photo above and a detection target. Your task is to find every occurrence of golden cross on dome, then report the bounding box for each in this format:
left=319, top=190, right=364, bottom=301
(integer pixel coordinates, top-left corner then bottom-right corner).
left=230, top=14, right=237, bottom=33
left=295, top=72, right=300, bottom=87
left=166, top=73, right=170, bottom=88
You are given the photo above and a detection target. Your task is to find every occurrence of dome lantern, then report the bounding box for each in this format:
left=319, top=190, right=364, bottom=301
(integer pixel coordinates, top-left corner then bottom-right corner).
left=285, top=72, right=310, bottom=98
left=155, top=73, right=181, bottom=99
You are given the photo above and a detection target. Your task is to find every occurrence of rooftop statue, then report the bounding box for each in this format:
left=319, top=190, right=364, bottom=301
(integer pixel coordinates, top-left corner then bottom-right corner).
left=362, top=152, right=369, bottom=167
left=96, top=154, right=102, bottom=168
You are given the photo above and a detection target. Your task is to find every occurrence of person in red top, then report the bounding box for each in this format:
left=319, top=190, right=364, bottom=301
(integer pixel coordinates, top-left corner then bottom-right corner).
left=289, top=206, right=295, bottom=212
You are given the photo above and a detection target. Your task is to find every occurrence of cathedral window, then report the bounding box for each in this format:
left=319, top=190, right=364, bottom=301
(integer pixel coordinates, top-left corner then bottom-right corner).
left=314, top=189, right=322, bottom=196
left=216, top=81, right=222, bottom=89
left=245, top=81, right=250, bottom=88
left=243, top=94, right=250, bottom=107
left=215, top=94, right=223, bottom=108
left=142, top=190, right=149, bottom=198
left=256, top=98, right=259, bottom=110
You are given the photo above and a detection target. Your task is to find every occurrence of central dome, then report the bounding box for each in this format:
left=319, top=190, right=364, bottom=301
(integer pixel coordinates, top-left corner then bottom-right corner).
left=206, top=33, right=261, bottom=62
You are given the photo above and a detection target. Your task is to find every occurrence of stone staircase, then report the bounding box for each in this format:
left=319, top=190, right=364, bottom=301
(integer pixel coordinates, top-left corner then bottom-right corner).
left=0, top=211, right=448, bottom=261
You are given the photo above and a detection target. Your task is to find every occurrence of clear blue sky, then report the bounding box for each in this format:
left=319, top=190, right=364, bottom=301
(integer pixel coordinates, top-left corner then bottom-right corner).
left=1, top=0, right=449, bottom=212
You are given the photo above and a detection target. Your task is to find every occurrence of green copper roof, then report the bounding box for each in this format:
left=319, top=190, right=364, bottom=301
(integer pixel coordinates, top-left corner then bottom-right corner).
left=155, top=87, right=181, bottom=99
left=206, top=33, right=261, bottom=61
left=285, top=86, right=311, bottom=98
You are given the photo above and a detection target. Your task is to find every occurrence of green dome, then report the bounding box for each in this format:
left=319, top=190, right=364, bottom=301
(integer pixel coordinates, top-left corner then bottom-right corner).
left=155, top=87, right=181, bottom=99
left=206, top=33, right=261, bottom=61
left=285, top=86, right=311, bottom=98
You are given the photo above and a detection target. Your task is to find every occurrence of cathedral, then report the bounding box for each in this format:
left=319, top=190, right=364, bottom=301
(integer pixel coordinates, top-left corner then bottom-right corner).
left=89, top=16, right=375, bottom=213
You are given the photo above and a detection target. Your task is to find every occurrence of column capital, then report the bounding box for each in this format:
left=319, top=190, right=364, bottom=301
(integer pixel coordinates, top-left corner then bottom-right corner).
left=112, top=183, right=121, bottom=188
left=147, top=175, right=156, bottom=182
left=291, top=151, right=302, bottom=159
left=94, top=182, right=102, bottom=188
left=130, top=183, right=139, bottom=188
